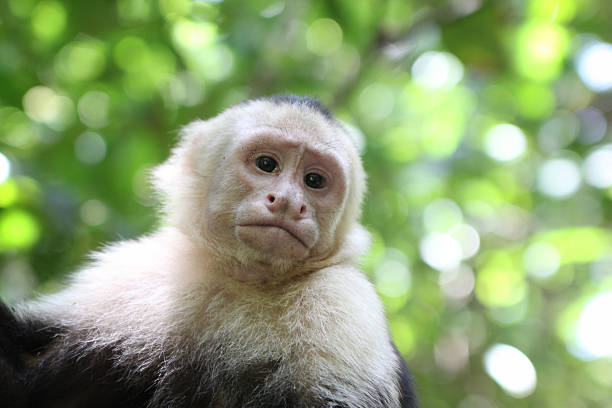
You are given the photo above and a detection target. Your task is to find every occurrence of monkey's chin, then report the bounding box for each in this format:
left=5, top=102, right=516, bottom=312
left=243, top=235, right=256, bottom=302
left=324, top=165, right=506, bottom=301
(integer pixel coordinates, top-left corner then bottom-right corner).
left=235, top=225, right=310, bottom=261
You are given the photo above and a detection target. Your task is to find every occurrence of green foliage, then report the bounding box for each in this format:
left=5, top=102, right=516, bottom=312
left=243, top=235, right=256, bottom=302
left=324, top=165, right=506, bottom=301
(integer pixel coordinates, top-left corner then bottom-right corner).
left=1, top=0, right=612, bottom=406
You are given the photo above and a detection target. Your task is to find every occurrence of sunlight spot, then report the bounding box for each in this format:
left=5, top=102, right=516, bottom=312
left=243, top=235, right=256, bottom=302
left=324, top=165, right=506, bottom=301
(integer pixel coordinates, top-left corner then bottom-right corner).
left=423, top=198, right=463, bottom=232
left=31, top=0, right=66, bottom=43
left=439, top=265, right=475, bottom=301
left=358, top=83, right=395, bottom=121
left=23, top=86, right=74, bottom=130
left=74, top=132, right=106, bottom=164
left=523, top=241, right=561, bottom=280
left=0, top=209, right=40, bottom=251
left=575, top=292, right=612, bottom=359
left=260, top=2, right=285, bottom=18
left=484, top=124, right=527, bottom=162
left=583, top=145, right=612, bottom=188
left=537, top=158, right=581, bottom=198
left=435, top=332, right=469, bottom=373
left=79, top=199, right=108, bottom=226
left=537, top=113, right=579, bottom=154
left=374, top=259, right=411, bottom=298
left=306, top=18, right=343, bottom=56
left=77, top=91, right=109, bottom=128
left=577, top=107, right=607, bottom=145
left=0, top=153, right=10, bottom=183
left=411, top=51, right=464, bottom=90
left=484, top=344, right=537, bottom=398
left=420, top=232, right=462, bottom=271
left=172, top=19, right=217, bottom=51
left=450, top=224, right=480, bottom=259
left=576, top=41, right=612, bottom=92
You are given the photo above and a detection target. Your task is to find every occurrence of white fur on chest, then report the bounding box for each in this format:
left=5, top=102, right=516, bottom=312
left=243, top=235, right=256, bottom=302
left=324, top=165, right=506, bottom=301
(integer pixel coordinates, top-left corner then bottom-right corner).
left=172, top=266, right=400, bottom=406
left=25, top=228, right=401, bottom=406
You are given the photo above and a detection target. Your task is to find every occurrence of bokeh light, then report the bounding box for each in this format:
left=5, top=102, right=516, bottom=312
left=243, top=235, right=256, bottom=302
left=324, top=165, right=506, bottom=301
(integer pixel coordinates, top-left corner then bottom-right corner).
left=575, top=41, right=612, bottom=92
left=80, top=199, right=108, bottom=226
left=306, top=18, right=343, bottom=56
left=450, top=224, right=480, bottom=259
left=439, top=265, right=475, bottom=302
left=423, top=198, right=463, bottom=232
left=31, top=0, right=67, bottom=43
left=172, top=20, right=217, bottom=51
left=23, top=86, right=75, bottom=131
left=476, top=252, right=526, bottom=308
left=165, top=72, right=204, bottom=107
left=0, top=180, right=18, bottom=208
left=0, top=153, right=11, bottom=183
left=484, top=344, right=537, bottom=398
left=537, top=158, right=581, bottom=198
left=77, top=91, right=110, bottom=129
left=117, top=0, right=152, bottom=22
left=574, top=292, right=612, bottom=360
left=583, top=145, right=612, bottom=188
left=523, top=241, right=561, bottom=280
left=484, top=124, right=527, bottom=162
left=435, top=332, right=469, bottom=374
left=374, top=258, right=412, bottom=298
left=537, top=113, right=578, bottom=154
left=74, top=132, right=107, bottom=164
left=514, top=22, right=568, bottom=81
left=411, top=51, right=464, bottom=90
left=0, top=209, right=40, bottom=251
left=419, top=232, right=463, bottom=271
left=358, top=83, right=395, bottom=121
left=577, top=107, right=607, bottom=145
left=54, top=39, right=107, bottom=83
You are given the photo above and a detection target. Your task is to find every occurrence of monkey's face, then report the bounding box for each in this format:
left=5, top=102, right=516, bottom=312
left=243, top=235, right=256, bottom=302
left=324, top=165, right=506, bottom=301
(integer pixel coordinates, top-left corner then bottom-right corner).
left=203, top=109, right=351, bottom=279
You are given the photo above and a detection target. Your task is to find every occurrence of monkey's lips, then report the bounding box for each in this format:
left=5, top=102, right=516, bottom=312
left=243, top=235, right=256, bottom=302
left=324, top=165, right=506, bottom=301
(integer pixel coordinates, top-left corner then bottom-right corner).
left=237, top=223, right=309, bottom=248
left=235, top=221, right=315, bottom=259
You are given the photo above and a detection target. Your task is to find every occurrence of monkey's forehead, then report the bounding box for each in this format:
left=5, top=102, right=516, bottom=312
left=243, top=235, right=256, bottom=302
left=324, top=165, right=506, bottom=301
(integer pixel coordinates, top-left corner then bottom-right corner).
left=225, top=99, right=350, bottom=147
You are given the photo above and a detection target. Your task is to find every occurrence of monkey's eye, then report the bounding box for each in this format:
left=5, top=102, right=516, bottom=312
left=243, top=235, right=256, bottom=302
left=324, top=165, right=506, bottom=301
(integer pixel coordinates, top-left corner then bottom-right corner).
left=256, top=156, right=277, bottom=173
left=304, top=173, right=325, bottom=189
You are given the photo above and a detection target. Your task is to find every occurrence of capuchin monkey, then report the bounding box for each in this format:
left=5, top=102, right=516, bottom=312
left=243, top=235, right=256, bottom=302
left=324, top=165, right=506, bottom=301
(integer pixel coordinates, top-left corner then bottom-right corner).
left=0, top=95, right=418, bottom=408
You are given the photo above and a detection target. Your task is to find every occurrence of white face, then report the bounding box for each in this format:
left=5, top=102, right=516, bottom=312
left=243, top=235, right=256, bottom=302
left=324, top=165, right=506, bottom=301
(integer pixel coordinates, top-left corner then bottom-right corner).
left=203, top=117, right=350, bottom=280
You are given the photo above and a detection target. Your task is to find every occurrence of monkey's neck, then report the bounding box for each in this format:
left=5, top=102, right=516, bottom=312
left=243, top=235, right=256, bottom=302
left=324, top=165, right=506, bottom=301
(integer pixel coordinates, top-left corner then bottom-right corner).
left=172, top=226, right=319, bottom=286
left=213, top=256, right=315, bottom=286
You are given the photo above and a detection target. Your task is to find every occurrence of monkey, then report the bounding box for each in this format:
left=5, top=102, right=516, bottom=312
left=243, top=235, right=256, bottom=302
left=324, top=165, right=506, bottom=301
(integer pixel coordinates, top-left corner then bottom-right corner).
left=0, top=95, right=418, bottom=408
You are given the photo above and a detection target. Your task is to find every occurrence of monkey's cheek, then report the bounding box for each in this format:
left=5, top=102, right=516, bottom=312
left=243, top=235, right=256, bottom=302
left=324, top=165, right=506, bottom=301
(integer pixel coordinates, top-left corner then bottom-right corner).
left=235, top=226, right=310, bottom=259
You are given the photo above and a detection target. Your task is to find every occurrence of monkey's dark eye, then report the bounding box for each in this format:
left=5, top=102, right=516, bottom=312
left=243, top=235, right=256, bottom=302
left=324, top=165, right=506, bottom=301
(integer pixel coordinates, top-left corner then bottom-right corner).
left=256, top=156, right=277, bottom=173
left=304, top=173, right=325, bottom=189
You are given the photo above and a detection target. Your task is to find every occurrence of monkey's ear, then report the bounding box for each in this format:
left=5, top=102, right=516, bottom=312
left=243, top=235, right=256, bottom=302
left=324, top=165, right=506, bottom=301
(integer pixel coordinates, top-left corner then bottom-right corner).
left=152, top=120, right=203, bottom=202
left=338, top=222, right=371, bottom=262
left=151, top=119, right=221, bottom=226
left=334, top=124, right=368, bottom=236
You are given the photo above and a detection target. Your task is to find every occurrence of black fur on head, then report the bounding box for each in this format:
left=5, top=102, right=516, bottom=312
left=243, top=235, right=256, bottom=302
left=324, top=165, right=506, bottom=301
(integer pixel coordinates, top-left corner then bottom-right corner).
left=262, top=94, right=334, bottom=121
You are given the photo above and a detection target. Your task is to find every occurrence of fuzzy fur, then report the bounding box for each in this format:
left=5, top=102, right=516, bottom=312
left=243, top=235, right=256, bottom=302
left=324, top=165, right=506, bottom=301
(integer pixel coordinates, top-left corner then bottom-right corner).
left=6, top=96, right=417, bottom=408
left=26, top=227, right=401, bottom=407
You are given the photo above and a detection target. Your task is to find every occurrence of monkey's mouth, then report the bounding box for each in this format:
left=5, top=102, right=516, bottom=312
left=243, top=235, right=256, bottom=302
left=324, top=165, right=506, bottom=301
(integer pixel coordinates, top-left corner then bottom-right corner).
left=237, top=223, right=309, bottom=249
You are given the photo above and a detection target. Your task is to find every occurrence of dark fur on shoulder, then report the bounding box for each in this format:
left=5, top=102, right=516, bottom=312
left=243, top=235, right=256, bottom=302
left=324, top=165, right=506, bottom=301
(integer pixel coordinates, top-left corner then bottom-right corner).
left=393, top=344, right=419, bottom=408
left=0, top=300, right=153, bottom=407
left=0, top=303, right=26, bottom=408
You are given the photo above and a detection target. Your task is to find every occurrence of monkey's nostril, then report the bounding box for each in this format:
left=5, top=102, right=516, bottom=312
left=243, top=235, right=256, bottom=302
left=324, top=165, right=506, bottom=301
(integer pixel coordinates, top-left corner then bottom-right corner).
left=267, top=194, right=275, bottom=203
left=300, top=205, right=306, bottom=214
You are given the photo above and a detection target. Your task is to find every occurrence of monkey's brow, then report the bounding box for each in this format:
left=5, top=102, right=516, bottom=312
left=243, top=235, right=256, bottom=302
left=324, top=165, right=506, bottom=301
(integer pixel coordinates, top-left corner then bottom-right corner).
left=247, top=137, right=342, bottom=164
left=243, top=133, right=301, bottom=150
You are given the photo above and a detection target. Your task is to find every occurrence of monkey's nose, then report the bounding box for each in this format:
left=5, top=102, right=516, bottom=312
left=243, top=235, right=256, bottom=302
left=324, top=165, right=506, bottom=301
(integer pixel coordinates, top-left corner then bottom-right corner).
left=265, top=193, right=307, bottom=217
left=265, top=193, right=285, bottom=212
